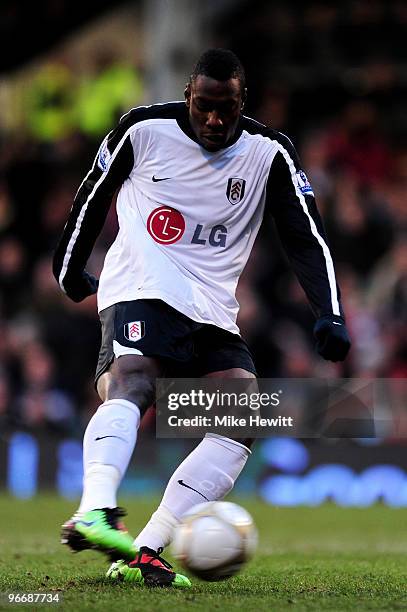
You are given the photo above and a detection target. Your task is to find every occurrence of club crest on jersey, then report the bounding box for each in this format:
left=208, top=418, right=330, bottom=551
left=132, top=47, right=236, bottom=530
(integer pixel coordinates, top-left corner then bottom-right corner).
left=124, top=321, right=145, bottom=342
left=226, top=177, right=246, bottom=205
left=97, top=138, right=111, bottom=172
left=295, top=170, right=314, bottom=196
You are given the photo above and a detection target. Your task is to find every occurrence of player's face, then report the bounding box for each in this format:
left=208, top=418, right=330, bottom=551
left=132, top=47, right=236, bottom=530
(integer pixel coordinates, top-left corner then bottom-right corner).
left=185, top=75, right=246, bottom=152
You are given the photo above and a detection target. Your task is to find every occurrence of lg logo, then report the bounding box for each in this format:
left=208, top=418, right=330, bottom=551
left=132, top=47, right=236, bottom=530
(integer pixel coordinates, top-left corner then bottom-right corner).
left=147, top=206, right=227, bottom=247
left=147, top=206, right=185, bottom=245
left=191, top=224, right=227, bottom=247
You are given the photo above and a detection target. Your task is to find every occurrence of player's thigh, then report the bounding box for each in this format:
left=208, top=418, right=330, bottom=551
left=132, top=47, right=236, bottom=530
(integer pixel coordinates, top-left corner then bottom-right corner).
left=107, top=354, right=163, bottom=407
left=96, top=355, right=162, bottom=415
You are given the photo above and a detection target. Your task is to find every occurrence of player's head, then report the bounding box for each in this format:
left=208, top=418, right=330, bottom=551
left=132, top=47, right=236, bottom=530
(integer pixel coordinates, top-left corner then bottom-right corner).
left=185, top=49, right=247, bottom=152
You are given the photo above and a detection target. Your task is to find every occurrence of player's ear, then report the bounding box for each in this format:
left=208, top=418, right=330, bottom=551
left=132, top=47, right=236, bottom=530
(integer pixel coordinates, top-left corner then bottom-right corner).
left=184, top=82, right=191, bottom=107
left=241, top=88, right=247, bottom=111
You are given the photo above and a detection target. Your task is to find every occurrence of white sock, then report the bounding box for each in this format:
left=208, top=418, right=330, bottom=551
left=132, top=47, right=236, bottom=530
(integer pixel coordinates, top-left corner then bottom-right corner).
left=78, top=399, right=140, bottom=513
left=78, top=464, right=121, bottom=512
left=134, top=506, right=180, bottom=552
left=134, top=433, right=250, bottom=551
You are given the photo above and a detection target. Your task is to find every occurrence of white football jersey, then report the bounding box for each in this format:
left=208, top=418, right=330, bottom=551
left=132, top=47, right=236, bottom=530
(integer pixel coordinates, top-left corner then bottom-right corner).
left=54, top=103, right=341, bottom=334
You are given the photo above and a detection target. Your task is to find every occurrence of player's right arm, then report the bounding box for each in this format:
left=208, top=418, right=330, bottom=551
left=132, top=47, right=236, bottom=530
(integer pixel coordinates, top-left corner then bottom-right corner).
left=265, top=132, right=351, bottom=362
left=52, top=115, right=135, bottom=302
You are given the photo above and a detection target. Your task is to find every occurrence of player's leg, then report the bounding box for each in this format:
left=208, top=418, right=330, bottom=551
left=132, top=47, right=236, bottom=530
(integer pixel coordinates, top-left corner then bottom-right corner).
left=129, top=326, right=257, bottom=554
left=62, top=302, right=164, bottom=561
left=132, top=368, right=255, bottom=555
left=64, top=300, right=194, bottom=587
left=96, top=360, right=191, bottom=588
left=109, top=367, right=252, bottom=588
left=61, top=353, right=160, bottom=561
left=107, top=312, right=254, bottom=586
left=68, top=352, right=191, bottom=587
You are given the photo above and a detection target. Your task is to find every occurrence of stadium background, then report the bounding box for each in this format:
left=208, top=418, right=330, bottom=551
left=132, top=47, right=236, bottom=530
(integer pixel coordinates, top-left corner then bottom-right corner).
left=0, top=0, right=406, bottom=507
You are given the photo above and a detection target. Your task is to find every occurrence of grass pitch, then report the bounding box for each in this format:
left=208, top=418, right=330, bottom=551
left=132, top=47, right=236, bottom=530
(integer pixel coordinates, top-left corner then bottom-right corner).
left=0, top=495, right=405, bottom=611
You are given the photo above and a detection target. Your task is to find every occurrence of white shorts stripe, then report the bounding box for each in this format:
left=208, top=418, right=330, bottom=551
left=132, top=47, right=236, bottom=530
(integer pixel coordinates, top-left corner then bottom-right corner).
left=113, top=339, right=143, bottom=358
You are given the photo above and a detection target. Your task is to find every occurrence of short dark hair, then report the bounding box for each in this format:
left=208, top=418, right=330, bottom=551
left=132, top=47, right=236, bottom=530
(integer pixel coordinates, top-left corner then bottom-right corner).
left=190, top=49, right=246, bottom=91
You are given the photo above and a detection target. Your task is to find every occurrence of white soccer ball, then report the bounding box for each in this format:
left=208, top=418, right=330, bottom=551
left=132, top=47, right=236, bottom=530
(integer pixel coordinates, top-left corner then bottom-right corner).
left=171, top=501, right=258, bottom=581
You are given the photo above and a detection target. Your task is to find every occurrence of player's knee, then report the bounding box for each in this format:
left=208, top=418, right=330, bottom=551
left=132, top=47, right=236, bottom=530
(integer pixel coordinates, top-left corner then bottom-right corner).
left=106, top=355, right=159, bottom=412
left=109, top=371, right=155, bottom=411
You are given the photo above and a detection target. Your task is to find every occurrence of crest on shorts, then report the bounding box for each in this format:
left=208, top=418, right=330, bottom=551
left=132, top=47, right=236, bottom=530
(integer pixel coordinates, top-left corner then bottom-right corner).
left=124, top=321, right=145, bottom=342
left=226, top=177, right=246, bottom=205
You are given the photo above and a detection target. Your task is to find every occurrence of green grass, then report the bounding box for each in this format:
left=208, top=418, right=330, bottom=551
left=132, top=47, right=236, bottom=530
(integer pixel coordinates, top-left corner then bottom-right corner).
left=0, top=495, right=406, bottom=611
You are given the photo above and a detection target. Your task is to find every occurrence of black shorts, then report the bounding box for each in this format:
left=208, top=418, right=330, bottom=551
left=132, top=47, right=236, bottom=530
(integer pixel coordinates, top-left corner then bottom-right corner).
left=95, top=299, right=256, bottom=385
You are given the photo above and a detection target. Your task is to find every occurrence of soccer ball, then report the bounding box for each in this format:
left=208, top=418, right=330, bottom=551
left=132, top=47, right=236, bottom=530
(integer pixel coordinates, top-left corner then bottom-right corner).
left=171, top=501, right=258, bottom=581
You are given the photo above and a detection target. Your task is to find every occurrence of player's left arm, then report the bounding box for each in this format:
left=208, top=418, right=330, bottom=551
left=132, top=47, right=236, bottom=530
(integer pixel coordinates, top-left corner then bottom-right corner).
left=266, top=135, right=351, bottom=362
left=52, top=115, right=135, bottom=302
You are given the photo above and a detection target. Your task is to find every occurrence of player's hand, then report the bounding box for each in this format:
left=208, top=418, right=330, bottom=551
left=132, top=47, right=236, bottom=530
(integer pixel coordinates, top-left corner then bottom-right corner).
left=63, top=271, right=99, bottom=303
left=313, top=315, right=351, bottom=362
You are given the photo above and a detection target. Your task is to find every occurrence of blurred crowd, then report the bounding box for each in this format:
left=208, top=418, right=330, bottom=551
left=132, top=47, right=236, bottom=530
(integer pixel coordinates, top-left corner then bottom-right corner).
left=222, top=0, right=407, bottom=399
left=0, top=0, right=405, bottom=436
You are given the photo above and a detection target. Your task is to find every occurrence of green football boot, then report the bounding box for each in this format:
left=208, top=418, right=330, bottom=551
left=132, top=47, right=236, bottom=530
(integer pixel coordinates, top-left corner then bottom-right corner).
left=107, top=547, right=192, bottom=588
left=61, top=507, right=137, bottom=561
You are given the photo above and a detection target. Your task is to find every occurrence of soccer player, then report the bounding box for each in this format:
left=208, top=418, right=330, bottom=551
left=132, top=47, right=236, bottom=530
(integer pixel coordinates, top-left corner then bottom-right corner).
left=53, top=49, right=351, bottom=588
